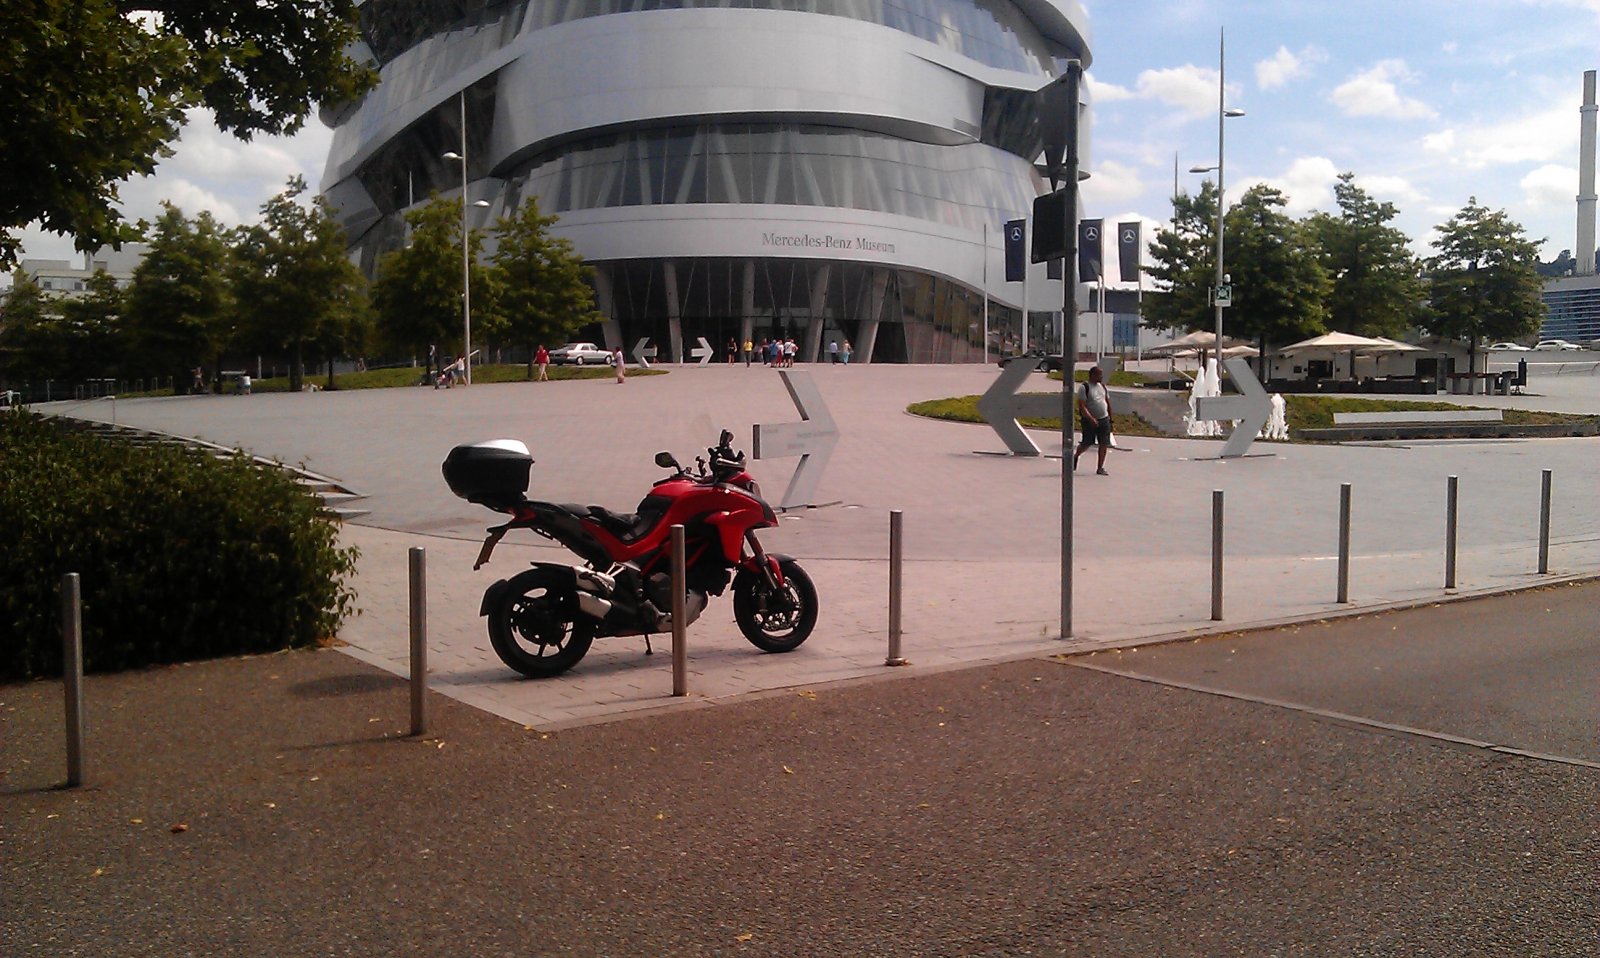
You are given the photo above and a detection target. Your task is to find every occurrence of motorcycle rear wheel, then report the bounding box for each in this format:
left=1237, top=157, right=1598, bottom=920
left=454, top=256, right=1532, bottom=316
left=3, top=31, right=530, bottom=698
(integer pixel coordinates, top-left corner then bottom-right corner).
left=486, top=568, right=596, bottom=678
left=732, top=558, right=817, bottom=653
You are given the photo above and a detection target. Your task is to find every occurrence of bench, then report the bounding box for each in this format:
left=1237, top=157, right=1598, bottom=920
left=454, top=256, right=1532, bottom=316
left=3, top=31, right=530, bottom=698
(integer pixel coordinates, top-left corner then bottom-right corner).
left=1298, top=408, right=1514, bottom=441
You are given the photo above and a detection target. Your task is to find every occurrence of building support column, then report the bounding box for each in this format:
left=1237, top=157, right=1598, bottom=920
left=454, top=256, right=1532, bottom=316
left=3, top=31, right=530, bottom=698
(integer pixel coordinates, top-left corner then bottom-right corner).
left=663, top=260, right=684, bottom=363
left=854, top=268, right=888, bottom=365
left=740, top=259, right=756, bottom=355
left=804, top=264, right=831, bottom=363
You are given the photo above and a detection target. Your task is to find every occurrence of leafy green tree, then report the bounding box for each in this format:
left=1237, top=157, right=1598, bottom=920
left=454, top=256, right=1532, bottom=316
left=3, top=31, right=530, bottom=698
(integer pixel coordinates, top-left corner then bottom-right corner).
left=57, top=270, right=129, bottom=379
left=1, top=0, right=375, bottom=268
left=124, top=204, right=236, bottom=390
left=234, top=177, right=370, bottom=392
left=371, top=197, right=494, bottom=369
left=1424, top=199, right=1544, bottom=360
left=488, top=198, right=603, bottom=376
left=1304, top=173, right=1425, bottom=338
left=0, top=271, right=64, bottom=379
left=1143, top=183, right=1218, bottom=334
left=1223, top=185, right=1330, bottom=353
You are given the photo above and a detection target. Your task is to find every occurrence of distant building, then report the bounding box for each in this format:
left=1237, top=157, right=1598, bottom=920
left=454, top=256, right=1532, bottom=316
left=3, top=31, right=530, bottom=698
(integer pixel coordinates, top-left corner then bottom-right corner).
left=19, top=244, right=149, bottom=299
left=318, top=0, right=1091, bottom=364
left=1540, top=274, right=1600, bottom=345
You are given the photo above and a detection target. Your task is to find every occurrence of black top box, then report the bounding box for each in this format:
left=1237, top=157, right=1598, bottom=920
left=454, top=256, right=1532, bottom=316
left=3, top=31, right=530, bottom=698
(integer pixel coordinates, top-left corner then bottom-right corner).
left=442, top=440, right=533, bottom=510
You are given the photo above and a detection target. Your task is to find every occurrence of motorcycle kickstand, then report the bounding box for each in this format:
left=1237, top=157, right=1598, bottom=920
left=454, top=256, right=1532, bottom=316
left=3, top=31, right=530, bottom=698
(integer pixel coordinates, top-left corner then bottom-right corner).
left=644, top=634, right=654, bottom=656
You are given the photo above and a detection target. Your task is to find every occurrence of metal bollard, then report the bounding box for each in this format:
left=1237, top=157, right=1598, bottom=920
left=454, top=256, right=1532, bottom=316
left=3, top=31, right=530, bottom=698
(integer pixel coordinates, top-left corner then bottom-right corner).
left=62, top=574, right=86, bottom=788
left=1445, top=475, right=1458, bottom=590
left=671, top=525, right=687, bottom=696
left=1337, top=483, right=1352, bottom=604
left=886, top=510, right=905, bottom=666
left=1538, top=469, right=1552, bottom=575
left=408, top=547, right=428, bottom=736
left=1211, top=490, right=1224, bottom=621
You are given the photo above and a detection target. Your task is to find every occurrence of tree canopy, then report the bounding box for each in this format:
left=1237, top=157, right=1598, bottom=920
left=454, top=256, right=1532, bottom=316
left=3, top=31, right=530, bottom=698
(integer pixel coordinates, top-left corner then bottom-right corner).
left=1423, top=198, right=1544, bottom=350
left=370, top=197, right=496, bottom=359
left=0, top=0, right=375, bottom=268
left=1304, top=173, right=1425, bottom=338
left=233, top=178, right=370, bottom=391
left=1218, top=185, right=1330, bottom=350
left=124, top=204, right=237, bottom=384
left=488, top=197, right=603, bottom=370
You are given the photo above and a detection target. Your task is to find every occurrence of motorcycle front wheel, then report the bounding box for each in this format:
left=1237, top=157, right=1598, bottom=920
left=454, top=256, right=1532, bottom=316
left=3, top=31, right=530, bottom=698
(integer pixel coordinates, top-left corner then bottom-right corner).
left=732, top=558, right=817, bottom=653
left=486, top=568, right=596, bottom=678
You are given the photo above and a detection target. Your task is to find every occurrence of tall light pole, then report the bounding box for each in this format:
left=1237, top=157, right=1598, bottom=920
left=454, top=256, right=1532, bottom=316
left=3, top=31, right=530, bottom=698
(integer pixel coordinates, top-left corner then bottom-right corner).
left=442, top=92, right=490, bottom=383
left=1189, top=28, right=1245, bottom=366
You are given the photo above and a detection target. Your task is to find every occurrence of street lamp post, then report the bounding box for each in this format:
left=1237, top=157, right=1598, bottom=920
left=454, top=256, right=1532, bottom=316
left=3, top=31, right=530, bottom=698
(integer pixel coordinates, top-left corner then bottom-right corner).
left=442, top=93, right=490, bottom=384
left=1189, top=29, right=1245, bottom=366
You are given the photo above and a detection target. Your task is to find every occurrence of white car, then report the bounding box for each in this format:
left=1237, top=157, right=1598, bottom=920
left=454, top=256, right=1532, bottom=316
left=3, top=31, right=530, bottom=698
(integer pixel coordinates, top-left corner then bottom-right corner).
left=1486, top=342, right=1530, bottom=351
left=548, top=342, right=611, bottom=365
left=1533, top=339, right=1581, bottom=352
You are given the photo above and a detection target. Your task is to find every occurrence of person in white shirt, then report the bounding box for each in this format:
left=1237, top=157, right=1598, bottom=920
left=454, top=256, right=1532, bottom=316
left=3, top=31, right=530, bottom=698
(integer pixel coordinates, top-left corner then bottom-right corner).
left=1073, top=366, right=1113, bottom=475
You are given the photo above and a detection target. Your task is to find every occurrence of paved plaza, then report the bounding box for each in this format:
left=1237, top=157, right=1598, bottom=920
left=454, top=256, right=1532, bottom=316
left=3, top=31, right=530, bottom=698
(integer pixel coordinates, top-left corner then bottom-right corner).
left=55, top=361, right=1600, bottom=729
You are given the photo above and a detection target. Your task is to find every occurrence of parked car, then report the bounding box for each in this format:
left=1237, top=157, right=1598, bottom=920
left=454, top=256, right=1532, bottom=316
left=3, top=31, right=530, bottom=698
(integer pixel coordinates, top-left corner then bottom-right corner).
left=548, top=342, right=611, bottom=365
left=1533, top=339, right=1581, bottom=352
left=1486, top=342, right=1531, bottom=351
left=997, top=351, right=1066, bottom=372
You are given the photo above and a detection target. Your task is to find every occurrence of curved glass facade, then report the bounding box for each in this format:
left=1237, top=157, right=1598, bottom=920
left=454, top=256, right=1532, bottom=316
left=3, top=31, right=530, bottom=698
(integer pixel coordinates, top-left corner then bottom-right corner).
left=361, top=0, right=1056, bottom=75
left=503, top=123, right=1042, bottom=234
left=597, top=257, right=1033, bottom=364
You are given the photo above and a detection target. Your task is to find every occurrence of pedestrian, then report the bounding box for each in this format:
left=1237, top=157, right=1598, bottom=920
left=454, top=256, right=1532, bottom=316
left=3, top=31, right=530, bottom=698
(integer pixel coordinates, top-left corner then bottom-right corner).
left=743, top=338, right=753, bottom=366
left=612, top=347, right=626, bottom=384
left=1073, top=366, right=1113, bottom=476
left=535, top=344, right=550, bottom=381
left=191, top=366, right=205, bottom=395
left=842, top=340, right=853, bottom=365
left=449, top=354, right=466, bottom=387
left=828, top=340, right=839, bottom=364
left=784, top=338, right=797, bottom=367
left=428, top=345, right=440, bottom=388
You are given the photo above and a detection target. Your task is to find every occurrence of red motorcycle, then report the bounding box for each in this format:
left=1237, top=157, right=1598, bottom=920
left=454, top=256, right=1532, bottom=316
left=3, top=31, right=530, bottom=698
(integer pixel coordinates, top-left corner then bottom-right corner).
left=442, top=430, right=817, bottom=677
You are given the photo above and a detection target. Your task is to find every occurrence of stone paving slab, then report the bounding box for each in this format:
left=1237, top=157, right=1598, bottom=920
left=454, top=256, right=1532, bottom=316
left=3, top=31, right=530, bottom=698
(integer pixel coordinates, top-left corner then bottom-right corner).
left=48, top=364, right=1600, bottom=729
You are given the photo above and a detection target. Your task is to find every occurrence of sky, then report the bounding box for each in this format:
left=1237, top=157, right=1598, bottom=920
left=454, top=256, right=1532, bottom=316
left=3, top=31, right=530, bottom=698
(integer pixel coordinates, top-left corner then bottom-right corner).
left=11, top=0, right=1599, bottom=279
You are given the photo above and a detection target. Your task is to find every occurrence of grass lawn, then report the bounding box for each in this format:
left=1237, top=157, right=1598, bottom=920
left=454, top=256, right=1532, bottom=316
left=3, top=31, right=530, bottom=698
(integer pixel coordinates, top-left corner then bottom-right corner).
left=908, top=391, right=1595, bottom=441
left=906, top=395, right=1165, bottom=438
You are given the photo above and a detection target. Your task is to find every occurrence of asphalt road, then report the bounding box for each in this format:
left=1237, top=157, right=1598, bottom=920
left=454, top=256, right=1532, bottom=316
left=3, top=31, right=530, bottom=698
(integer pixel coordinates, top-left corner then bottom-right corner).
left=5, top=581, right=1595, bottom=957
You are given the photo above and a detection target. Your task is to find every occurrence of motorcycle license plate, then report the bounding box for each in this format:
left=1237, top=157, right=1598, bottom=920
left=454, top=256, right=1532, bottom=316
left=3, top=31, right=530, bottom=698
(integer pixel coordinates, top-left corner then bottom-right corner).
left=473, top=527, right=507, bottom=570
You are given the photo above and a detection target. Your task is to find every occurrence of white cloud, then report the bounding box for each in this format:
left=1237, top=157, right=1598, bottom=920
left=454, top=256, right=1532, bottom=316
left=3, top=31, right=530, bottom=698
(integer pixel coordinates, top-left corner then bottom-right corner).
left=1521, top=164, right=1577, bottom=206
left=1255, top=45, right=1324, bottom=90
left=1453, top=106, right=1574, bottom=169
left=1089, top=64, right=1237, bottom=119
left=1422, top=129, right=1457, bottom=153
left=1330, top=60, right=1435, bottom=120
left=1236, top=156, right=1340, bottom=215
left=1084, top=159, right=1146, bottom=206
left=1356, top=174, right=1427, bottom=207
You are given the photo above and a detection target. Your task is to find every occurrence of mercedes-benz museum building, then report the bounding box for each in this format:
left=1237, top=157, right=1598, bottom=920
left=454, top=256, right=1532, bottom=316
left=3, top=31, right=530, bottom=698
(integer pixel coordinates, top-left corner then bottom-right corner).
left=321, top=0, right=1091, bottom=364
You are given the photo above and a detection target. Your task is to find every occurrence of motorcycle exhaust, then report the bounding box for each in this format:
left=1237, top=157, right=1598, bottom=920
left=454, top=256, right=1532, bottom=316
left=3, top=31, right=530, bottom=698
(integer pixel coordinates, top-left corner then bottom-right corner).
left=576, top=592, right=613, bottom=620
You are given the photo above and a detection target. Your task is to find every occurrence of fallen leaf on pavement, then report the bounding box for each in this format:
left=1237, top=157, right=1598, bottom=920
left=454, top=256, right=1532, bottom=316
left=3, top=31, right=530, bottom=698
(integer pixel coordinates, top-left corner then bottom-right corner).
left=170, top=823, right=188, bottom=834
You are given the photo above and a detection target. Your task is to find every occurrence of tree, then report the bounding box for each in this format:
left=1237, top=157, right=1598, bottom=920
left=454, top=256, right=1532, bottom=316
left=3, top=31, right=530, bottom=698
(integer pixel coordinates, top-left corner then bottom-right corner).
left=124, top=204, right=236, bottom=389
left=1, top=0, right=375, bottom=268
left=57, top=270, right=129, bottom=379
left=1222, top=185, right=1330, bottom=353
left=1143, top=184, right=1218, bottom=334
left=1423, top=199, right=1544, bottom=362
left=488, top=198, right=603, bottom=376
left=1304, top=173, right=1425, bottom=338
left=0, top=271, right=63, bottom=380
left=234, top=178, right=370, bottom=392
left=371, top=197, right=494, bottom=370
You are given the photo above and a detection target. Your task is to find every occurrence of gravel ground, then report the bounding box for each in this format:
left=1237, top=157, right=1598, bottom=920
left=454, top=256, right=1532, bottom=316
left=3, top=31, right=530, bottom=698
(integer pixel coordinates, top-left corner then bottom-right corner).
left=4, top=589, right=1597, bottom=957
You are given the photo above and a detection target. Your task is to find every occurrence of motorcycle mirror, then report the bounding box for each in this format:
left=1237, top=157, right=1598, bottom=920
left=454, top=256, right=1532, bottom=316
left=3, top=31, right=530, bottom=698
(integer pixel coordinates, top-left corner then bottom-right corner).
left=654, top=451, right=679, bottom=469
left=719, top=429, right=734, bottom=446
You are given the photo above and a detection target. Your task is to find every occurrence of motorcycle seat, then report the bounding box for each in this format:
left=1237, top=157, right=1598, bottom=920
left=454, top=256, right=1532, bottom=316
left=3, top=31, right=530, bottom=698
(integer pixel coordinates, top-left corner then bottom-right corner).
left=564, top=503, right=652, bottom=541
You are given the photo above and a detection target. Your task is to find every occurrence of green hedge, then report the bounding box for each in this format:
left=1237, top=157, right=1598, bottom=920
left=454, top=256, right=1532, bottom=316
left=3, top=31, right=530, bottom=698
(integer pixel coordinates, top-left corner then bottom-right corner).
left=0, top=410, right=358, bottom=679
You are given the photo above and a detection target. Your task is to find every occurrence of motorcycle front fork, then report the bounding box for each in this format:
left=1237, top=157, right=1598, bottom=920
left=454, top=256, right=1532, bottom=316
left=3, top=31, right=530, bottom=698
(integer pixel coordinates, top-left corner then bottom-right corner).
left=744, top=531, right=783, bottom=590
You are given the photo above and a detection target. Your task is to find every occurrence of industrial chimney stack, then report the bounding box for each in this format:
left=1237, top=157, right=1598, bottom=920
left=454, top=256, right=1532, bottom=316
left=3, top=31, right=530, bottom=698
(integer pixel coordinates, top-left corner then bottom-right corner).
left=1579, top=70, right=1597, bottom=275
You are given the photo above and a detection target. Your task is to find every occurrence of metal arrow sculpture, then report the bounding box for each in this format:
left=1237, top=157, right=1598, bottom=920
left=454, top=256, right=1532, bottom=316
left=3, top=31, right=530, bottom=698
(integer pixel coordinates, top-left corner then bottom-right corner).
left=753, top=371, right=838, bottom=510
left=631, top=337, right=657, bottom=368
left=976, top=359, right=1063, bottom=456
left=688, top=336, right=714, bottom=365
left=1195, top=356, right=1271, bottom=458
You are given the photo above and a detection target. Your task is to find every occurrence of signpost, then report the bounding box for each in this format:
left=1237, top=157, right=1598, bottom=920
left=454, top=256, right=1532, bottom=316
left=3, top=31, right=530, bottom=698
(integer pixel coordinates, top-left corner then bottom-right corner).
left=753, top=371, right=839, bottom=510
